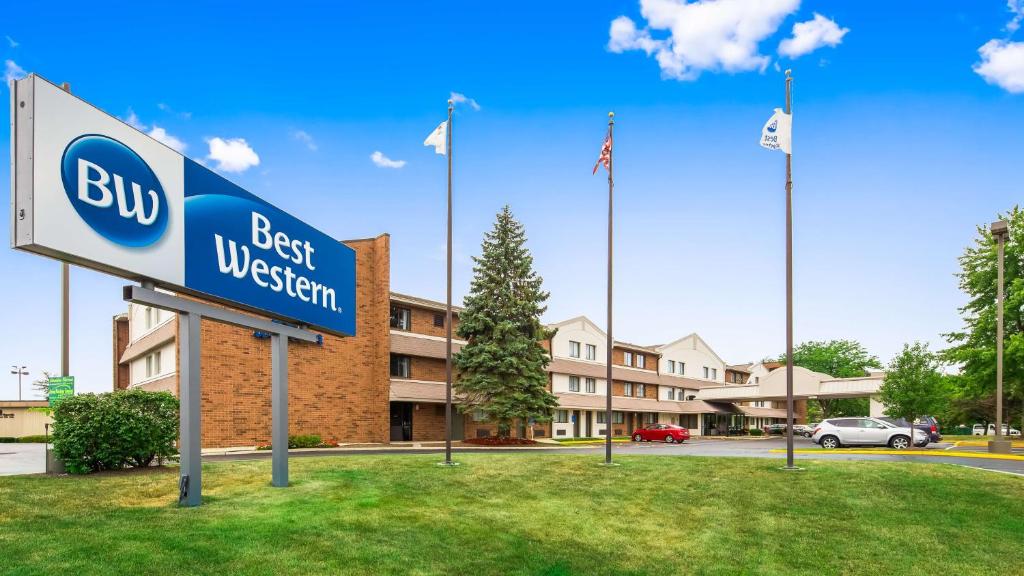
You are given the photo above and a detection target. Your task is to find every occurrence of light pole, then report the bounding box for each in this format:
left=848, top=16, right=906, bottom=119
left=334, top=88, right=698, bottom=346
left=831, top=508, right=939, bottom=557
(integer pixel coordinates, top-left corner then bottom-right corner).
left=10, top=365, right=28, bottom=401
left=989, top=220, right=1011, bottom=454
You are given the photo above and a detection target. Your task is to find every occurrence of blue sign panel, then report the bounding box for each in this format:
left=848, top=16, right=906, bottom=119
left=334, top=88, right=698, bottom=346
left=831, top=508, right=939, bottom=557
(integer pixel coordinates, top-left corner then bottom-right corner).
left=183, top=160, right=356, bottom=336
left=61, top=134, right=169, bottom=247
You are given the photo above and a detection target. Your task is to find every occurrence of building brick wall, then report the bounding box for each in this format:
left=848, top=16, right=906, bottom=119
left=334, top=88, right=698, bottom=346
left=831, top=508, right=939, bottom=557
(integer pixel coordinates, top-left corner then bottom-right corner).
left=113, top=316, right=130, bottom=390
left=392, top=304, right=460, bottom=339
left=612, top=347, right=658, bottom=370
left=181, top=234, right=390, bottom=448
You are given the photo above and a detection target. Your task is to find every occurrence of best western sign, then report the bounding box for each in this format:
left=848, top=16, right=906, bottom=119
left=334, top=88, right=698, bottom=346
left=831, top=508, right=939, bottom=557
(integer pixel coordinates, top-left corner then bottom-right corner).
left=11, top=75, right=356, bottom=336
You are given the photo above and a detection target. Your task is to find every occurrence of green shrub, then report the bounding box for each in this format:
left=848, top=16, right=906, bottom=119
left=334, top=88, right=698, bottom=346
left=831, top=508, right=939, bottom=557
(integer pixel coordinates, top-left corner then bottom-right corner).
left=0, top=437, right=17, bottom=443
left=17, top=435, right=50, bottom=443
left=288, top=434, right=323, bottom=449
left=52, top=390, right=178, bottom=474
left=748, top=428, right=764, bottom=437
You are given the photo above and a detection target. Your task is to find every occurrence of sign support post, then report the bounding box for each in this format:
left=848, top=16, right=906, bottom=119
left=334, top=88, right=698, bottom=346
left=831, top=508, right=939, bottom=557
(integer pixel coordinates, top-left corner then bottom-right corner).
left=271, top=332, right=289, bottom=487
left=178, top=310, right=202, bottom=507
left=124, top=285, right=317, bottom=507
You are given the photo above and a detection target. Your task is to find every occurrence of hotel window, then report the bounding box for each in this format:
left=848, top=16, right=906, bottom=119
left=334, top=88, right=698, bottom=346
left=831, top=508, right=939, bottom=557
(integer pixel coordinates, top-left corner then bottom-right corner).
left=389, top=354, right=411, bottom=378
left=623, top=382, right=634, bottom=397
left=433, top=313, right=445, bottom=328
left=145, top=351, right=162, bottom=378
left=569, top=341, right=581, bottom=358
left=568, top=375, right=580, bottom=392
left=703, top=366, right=710, bottom=379
left=390, top=306, right=411, bottom=330
left=667, top=360, right=676, bottom=373
left=555, top=410, right=569, bottom=424
left=144, top=306, right=154, bottom=330
left=623, top=351, right=633, bottom=366
left=586, top=344, right=597, bottom=361
left=711, top=368, right=718, bottom=380
left=678, top=362, right=685, bottom=375
left=636, top=384, right=646, bottom=397
left=667, top=387, right=676, bottom=400
left=612, top=411, right=624, bottom=424
left=473, top=409, right=488, bottom=422
left=645, top=413, right=658, bottom=424
left=636, top=355, right=646, bottom=369
left=597, top=411, right=607, bottom=424
left=585, top=377, right=596, bottom=393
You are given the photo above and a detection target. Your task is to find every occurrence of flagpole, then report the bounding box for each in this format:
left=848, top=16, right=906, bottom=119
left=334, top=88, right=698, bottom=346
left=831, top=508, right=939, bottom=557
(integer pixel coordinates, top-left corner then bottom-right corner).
left=605, top=111, right=615, bottom=466
left=783, top=69, right=797, bottom=470
left=444, top=99, right=455, bottom=466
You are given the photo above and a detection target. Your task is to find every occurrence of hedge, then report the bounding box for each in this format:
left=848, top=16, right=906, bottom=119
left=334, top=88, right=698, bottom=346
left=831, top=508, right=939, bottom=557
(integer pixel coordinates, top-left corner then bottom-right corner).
left=748, top=428, right=764, bottom=437
left=0, top=437, right=16, bottom=443
left=52, top=389, right=179, bottom=474
left=18, top=435, right=50, bottom=443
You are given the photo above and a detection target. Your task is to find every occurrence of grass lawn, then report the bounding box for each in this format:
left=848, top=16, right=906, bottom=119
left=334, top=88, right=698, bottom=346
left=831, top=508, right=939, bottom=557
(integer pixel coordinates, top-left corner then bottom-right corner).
left=1, top=455, right=1023, bottom=575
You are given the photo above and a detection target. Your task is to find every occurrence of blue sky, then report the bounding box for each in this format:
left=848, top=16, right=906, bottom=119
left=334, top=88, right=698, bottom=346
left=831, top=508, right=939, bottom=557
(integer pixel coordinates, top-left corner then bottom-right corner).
left=2, top=1, right=1022, bottom=396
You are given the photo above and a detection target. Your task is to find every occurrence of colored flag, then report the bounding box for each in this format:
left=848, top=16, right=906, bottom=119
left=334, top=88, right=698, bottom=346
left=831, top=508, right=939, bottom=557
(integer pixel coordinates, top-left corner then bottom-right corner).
left=593, top=128, right=612, bottom=174
left=424, top=121, right=447, bottom=155
left=759, top=108, right=792, bottom=154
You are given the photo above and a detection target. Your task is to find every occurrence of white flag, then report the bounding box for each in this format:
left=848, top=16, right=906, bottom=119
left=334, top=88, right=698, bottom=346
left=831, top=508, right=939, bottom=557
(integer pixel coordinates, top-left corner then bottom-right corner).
left=424, top=121, right=447, bottom=155
left=759, top=108, right=792, bottom=154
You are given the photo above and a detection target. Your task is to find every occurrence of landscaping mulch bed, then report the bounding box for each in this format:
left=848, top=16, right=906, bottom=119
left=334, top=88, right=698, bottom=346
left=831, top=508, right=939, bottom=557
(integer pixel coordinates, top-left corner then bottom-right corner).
left=462, top=437, right=538, bottom=446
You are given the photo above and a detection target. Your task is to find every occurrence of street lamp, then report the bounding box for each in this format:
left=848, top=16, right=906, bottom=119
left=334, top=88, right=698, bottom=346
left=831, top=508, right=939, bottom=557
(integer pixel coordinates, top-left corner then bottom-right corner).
left=989, top=220, right=1011, bottom=454
left=10, top=365, right=28, bottom=402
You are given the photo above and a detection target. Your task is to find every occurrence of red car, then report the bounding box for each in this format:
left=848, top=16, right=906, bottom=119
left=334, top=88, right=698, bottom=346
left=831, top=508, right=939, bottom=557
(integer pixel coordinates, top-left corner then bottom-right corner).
left=631, top=423, right=690, bottom=443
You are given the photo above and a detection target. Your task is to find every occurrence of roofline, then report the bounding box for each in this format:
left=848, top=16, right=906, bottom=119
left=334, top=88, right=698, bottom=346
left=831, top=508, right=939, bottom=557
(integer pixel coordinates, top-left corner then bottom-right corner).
left=390, top=291, right=464, bottom=313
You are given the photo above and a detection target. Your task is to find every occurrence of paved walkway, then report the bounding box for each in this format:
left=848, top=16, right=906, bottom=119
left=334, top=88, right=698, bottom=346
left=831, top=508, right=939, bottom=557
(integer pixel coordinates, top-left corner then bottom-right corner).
left=0, top=443, right=46, bottom=476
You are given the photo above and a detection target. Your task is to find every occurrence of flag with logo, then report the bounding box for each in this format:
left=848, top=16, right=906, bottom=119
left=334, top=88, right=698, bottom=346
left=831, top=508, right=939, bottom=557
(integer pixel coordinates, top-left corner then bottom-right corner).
left=424, top=121, right=447, bottom=155
left=593, top=127, right=612, bottom=174
left=759, top=108, right=792, bottom=154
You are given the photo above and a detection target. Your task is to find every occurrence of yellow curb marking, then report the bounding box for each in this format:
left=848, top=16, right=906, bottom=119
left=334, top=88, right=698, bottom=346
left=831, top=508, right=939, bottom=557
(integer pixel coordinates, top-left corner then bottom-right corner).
left=953, top=440, right=1024, bottom=448
left=768, top=449, right=1024, bottom=461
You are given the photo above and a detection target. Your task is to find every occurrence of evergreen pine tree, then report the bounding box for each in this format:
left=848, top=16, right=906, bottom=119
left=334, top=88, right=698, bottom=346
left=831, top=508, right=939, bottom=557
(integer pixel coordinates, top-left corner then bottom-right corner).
left=454, top=205, right=558, bottom=437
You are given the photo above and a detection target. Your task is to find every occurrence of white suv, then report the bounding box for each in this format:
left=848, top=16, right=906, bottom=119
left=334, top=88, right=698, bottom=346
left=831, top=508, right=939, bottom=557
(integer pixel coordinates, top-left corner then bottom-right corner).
left=812, top=417, right=928, bottom=449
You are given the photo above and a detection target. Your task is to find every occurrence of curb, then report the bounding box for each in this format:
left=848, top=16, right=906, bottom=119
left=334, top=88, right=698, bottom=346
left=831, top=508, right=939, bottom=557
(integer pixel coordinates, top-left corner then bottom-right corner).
left=768, top=448, right=1024, bottom=461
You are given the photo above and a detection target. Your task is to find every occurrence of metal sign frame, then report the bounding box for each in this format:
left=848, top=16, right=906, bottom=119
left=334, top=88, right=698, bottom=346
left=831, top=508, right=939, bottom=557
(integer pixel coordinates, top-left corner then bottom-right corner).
left=124, top=284, right=317, bottom=507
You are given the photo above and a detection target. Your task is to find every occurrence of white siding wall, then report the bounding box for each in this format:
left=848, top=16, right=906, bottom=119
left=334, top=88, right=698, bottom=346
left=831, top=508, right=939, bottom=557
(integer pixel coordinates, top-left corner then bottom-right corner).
left=128, top=302, right=173, bottom=341
left=550, top=319, right=606, bottom=363
left=129, top=340, right=176, bottom=387
left=658, top=334, right=726, bottom=384
left=552, top=373, right=607, bottom=395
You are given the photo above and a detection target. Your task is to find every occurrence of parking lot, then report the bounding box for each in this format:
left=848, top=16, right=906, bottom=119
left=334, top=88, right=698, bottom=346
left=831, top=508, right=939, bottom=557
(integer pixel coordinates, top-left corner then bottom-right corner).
left=0, top=443, right=46, bottom=476
left=567, top=435, right=1024, bottom=475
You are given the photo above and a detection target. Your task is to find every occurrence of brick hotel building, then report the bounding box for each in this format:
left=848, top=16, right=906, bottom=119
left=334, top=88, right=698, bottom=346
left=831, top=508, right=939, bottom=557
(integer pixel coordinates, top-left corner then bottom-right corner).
left=113, top=234, right=798, bottom=448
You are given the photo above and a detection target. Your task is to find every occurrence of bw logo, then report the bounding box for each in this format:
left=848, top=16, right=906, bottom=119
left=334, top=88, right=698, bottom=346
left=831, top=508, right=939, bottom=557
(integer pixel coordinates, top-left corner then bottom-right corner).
left=61, top=135, right=169, bottom=247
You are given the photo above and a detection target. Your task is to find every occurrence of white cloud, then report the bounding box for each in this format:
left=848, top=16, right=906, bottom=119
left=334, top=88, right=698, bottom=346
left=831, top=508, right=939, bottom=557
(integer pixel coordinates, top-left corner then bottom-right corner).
left=147, top=126, right=187, bottom=153
left=370, top=151, right=406, bottom=169
left=450, top=92, right=481, bottom=111
left=206, top=137, right=260, bottom=173
left=5, top=35, right=18, bottom=48
left=4, top=59, right=26, bottom=84
left=1007, top=0, right=1024, bottom=32
left=157, top=102, right=192, bottom=120
left=292, top=130, right=318, bottom=151
left=607, top=0, right=800, bottom=81
left=124, top=108, right=146, bottom=130
left=122, top=109, right=187, bottom=152
left=778, top=13, right=849, bottom=58
left=974, top=39, right=1024, bottom=93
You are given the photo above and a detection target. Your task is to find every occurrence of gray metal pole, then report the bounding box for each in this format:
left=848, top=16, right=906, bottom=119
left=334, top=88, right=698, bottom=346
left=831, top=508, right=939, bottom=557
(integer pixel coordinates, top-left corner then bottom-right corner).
left=445, top=99, right=454, bottom=464
left=178, top=311, right=202, bottom=507
left=784, top=69, right=796, bottom=470
left=271, top=332, right=289, bottom=487
left=605, top=112, right=614, bottom=465
left=59, top=83, right=71, bottom=381
left=995, top=230, right=1005, bottom=443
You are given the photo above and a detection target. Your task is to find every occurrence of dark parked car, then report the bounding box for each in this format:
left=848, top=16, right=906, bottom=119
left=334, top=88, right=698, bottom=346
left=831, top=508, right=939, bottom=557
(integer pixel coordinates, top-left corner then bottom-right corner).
left=878, top=416, right=942, bottom=443
left=765, top=423, right=788, bottom=435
